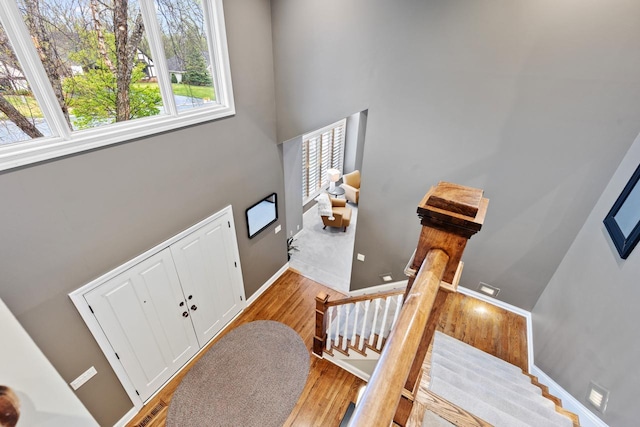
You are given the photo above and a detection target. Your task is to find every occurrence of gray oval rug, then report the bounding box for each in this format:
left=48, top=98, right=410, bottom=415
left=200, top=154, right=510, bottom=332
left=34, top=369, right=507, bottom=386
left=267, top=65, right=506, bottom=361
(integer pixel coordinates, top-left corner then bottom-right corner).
left=166, top=320, right=309, bottom=427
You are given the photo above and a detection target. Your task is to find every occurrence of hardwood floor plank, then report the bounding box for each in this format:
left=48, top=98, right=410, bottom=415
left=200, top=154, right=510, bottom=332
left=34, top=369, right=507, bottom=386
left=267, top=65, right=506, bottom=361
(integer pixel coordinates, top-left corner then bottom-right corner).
left=436, top=292, right=528, bottom=372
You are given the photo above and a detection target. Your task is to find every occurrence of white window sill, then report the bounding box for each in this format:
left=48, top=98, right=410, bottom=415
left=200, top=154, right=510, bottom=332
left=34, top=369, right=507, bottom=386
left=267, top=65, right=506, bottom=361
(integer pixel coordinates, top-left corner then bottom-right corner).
left=0, top=102, right=235, bottom=172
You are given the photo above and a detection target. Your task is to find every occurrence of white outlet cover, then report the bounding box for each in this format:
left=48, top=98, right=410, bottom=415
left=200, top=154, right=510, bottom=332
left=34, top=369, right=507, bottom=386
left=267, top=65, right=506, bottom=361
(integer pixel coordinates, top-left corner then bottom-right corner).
left=357, top=253, right=365, bottom=262
left=70, top=366, right=97, bottom=390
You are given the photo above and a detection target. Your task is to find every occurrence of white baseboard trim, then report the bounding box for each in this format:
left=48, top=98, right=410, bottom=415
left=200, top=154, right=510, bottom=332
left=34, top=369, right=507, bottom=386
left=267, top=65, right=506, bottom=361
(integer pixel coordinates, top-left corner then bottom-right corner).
left=247, top=262, right=289, bottom=306
left=349, top=280, right=408, bottom=296
left=113, top=407, right=138, bottom=427
left=457, top=286, right=529, bottom=317
left=457, top=286, right=534, bottom=373
left=531, top=365, right=609, bottom=427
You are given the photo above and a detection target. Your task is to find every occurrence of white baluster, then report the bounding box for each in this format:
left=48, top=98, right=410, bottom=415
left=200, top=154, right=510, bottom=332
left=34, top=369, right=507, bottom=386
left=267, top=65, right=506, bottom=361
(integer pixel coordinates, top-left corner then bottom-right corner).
left=359, top=300, right=370, bottom=351
left=368, top=298, right=381, bottom=347
left=377, top=296, right=392, bottom=350
left=326, top=307, right=333, bottom=351
left=389, top=294, right=403, bottom=332
left=351, top=302, right=360, bottom=344
left=342, top=304, right=351, bottom=351
left=334, top=305, right=341, bottom=347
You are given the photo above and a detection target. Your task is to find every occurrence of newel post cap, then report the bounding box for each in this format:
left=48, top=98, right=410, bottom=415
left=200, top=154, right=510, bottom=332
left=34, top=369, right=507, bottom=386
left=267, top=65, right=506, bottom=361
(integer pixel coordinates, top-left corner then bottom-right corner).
left=417, top=181, right=489, bottom=238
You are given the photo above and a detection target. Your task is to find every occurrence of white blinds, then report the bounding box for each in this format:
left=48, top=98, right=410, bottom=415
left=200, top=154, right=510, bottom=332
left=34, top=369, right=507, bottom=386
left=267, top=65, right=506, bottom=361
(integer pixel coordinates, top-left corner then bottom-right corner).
left=302, top=119, right=346, bottom=203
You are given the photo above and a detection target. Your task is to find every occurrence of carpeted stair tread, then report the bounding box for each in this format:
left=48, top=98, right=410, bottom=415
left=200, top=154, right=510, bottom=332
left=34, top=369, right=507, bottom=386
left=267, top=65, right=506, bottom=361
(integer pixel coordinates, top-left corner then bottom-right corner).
left=430, top=358, right=563, bottom=424
left=435, top=333, right=524, bottom=378
left=431, top=352, right=544, bottom=400
left=421, top=409, right=456, bottom=427
left=430, top=332, right=573, bottom=427
left=428, top=376, right=537, bottom=427
left=432, top=345, right=540, bottom=393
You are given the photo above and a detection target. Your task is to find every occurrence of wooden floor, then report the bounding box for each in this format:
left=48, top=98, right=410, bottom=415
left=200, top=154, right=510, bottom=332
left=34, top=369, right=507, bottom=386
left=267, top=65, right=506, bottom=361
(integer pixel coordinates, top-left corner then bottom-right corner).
left=126, top=269, right=364, bottom=427
left=436, top=292, right=528, bottom=371
left=126, top=269, right=527, bottom=427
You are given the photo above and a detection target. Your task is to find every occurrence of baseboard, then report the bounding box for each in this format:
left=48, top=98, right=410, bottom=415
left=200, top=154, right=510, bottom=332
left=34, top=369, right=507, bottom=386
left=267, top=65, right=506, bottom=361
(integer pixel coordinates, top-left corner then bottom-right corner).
left=112, top=407, right=138, bottom=427
left=531, top=365, right=609, bottom=427
left=247, top=262, right=289, bottom=306
left=457, top=286, right=534, bottom=373
left=349, top=280, right=408, bottom=296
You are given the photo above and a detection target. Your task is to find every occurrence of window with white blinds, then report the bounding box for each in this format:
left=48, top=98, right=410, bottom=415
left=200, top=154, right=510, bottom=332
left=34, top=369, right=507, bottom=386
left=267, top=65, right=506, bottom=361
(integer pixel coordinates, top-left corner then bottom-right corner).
left=302, top=119, right=346, bottom=204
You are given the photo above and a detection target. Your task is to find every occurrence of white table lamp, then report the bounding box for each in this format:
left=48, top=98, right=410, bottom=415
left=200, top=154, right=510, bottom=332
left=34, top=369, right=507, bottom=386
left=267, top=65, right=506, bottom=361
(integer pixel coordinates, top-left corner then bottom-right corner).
left=327, top=168, right=341, bottom=190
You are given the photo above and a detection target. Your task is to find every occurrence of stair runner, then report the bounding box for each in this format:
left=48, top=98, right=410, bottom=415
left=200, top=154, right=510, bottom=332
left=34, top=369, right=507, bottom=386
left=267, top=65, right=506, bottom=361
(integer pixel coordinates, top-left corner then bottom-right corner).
left=429, top=331, right=573, bottom=427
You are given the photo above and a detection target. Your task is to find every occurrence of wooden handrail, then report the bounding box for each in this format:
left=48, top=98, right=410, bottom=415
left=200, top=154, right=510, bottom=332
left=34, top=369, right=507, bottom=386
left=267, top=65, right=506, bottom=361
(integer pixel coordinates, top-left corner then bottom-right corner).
left=324, top=289, right=405, bottom=307
left=349, top=248, right=449, bottom=427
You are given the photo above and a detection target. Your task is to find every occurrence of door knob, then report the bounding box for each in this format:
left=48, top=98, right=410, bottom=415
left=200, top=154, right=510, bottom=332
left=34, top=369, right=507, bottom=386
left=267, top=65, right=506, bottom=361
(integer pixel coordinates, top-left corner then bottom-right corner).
left=190, top=305, right=198, bottom=311
left=182, top=311, right=189, bottom=317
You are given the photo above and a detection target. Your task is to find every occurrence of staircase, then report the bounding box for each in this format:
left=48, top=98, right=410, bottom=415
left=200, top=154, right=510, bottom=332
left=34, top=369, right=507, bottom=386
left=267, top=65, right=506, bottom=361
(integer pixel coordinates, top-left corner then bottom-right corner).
left=316, top=286, right=580, bottom=427
left=424, top=331, right=576, bottom=427
left=314, top=182, right=581, bottom=427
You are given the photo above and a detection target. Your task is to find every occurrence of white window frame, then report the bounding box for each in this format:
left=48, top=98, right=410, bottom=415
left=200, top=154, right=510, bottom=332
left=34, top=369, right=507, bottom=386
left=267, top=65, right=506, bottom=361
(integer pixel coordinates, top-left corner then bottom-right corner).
left=0, top=0, right=235, bottom=172
left=302, top=118, right=346, bottom=205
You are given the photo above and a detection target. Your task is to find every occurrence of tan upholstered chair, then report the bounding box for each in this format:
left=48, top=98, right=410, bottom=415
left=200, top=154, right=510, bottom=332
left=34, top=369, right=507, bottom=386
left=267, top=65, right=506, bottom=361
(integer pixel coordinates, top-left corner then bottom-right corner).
left=321, top=198, right=352, bottom=232
left=341, top=170, right=360, bottom=204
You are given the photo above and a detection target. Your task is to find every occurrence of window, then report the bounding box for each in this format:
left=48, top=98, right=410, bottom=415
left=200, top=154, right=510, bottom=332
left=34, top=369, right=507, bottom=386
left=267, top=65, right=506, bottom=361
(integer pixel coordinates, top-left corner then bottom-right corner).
left=0, top=0, right=234, bottom=171
left=0, top=22, right=53, bottom=144
left=302, top=119, right=346, bottom=204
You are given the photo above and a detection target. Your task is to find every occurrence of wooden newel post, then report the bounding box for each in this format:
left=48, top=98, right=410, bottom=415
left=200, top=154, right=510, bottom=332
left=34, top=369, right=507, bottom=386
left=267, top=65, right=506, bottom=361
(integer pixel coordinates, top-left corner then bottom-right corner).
left=403, top=182, right=489, bottom=394
left=313, top=292, right=330, bottom=357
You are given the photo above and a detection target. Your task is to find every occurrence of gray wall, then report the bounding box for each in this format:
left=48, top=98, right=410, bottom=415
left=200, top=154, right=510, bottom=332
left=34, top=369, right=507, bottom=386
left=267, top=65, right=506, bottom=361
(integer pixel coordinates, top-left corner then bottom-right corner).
left=344, top=112, right=360, bottom=173
left=343, top=110, right=367, bottom=174
left=532, top=135, right=640, bottom=426
left=282, top=135, right=303, bottom=237
left=271, top=0, right=640, bottom=309
left=0, top=0, right=285, bottom=425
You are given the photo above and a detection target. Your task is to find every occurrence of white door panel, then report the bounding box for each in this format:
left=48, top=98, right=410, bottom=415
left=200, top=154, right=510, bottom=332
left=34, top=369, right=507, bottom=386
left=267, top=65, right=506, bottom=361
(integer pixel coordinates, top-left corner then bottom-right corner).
left=85, top=250, right=199, bottom=401
left=136, top=256, right=199, bottom=363
left=171, top=213, right=244, bottom=346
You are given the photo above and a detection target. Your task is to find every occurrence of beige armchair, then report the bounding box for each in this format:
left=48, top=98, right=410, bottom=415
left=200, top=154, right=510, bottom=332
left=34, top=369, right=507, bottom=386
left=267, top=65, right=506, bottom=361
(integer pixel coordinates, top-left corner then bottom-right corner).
left=321, top=198, right=352, bottom=232
left=341, top=170, right=360, bottom=204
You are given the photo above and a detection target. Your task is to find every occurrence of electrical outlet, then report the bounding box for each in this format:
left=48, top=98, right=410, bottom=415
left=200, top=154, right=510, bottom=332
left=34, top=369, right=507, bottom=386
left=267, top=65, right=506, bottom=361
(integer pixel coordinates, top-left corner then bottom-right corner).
left=357, top=253, right=365, bottom=262
left=70, top=366, right=97, bottom=390
left=275, top=225, right=281, bottom=234
left=297, top=225, right=300, bottom=230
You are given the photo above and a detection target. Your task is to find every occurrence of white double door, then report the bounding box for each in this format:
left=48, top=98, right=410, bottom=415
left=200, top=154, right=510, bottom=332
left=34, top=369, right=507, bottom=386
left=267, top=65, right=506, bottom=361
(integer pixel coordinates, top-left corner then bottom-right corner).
left=84, top=214, right=244, bottom=402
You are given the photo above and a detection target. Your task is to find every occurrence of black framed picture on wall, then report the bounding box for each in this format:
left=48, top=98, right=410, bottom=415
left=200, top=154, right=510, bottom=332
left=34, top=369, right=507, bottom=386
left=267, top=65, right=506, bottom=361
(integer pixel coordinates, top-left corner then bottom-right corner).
left=604, top=163, right=640, bottom=259
left=246, top=193, right=278, bottom=239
